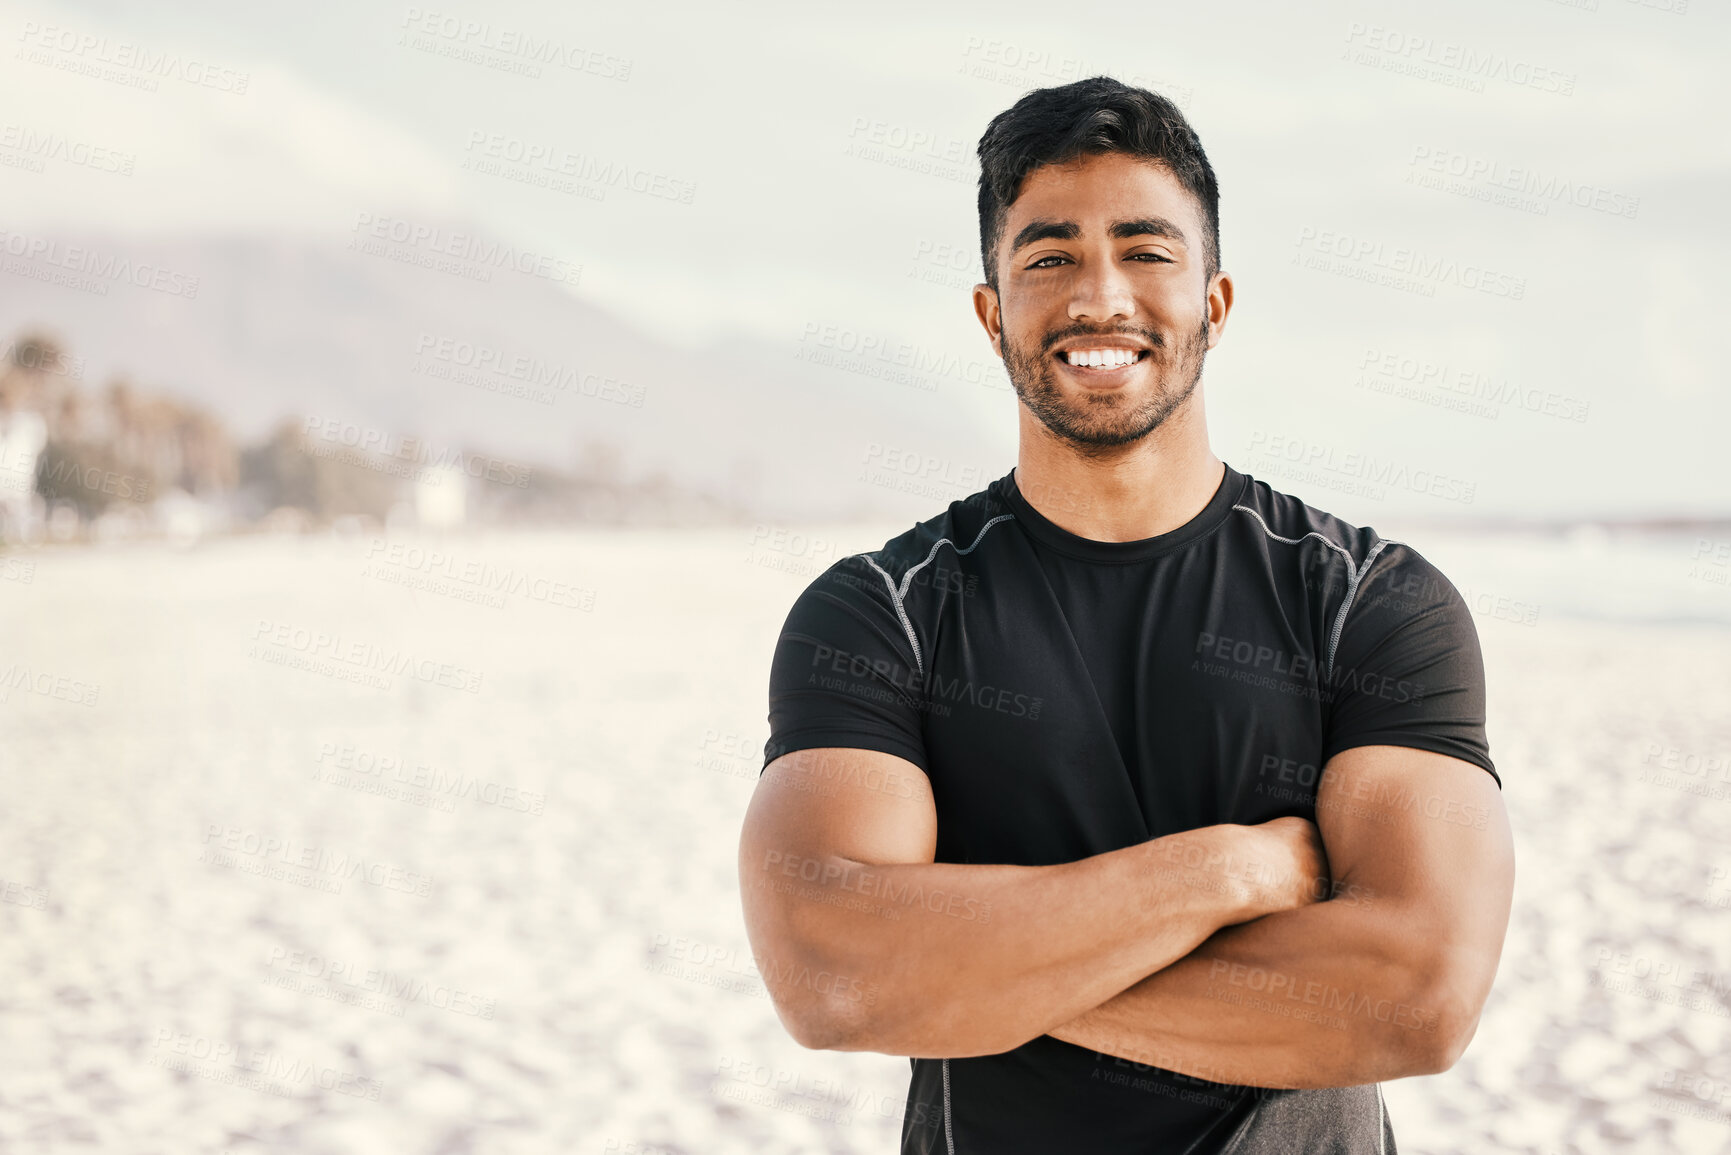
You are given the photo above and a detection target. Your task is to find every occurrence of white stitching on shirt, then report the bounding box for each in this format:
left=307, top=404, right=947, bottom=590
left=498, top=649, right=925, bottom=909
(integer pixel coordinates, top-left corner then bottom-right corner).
left=866, top=515, right=1012, bottom=1155
left=858, top=514, right=1015, bottom=677
left=1231, top=504, right=1404, bottom=680
left=942, top=1057, right=956, bottom=1155
left=898, top=515, right=1015, bottom=602
left=861, top=555, right=921, bottom=670
left=1327, top=539, right=1392, bottom=675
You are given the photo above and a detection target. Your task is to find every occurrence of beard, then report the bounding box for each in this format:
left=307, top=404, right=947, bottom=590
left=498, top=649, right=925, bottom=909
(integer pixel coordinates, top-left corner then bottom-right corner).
left=1002, top=314, right=1211, bottom=451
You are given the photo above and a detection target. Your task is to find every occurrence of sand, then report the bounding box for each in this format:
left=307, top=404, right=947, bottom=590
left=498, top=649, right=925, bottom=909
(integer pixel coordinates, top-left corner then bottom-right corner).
left=0, top=526, right=1727, bottom=1154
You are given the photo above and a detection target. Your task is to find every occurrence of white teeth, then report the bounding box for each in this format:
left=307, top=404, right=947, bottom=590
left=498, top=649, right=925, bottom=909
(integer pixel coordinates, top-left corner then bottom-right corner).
left=1064, top=348, right=1139, bottom=368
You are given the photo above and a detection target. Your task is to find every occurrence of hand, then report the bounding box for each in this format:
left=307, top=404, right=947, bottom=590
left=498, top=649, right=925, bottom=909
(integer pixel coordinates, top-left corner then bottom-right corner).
left=1242, top=816, right=1330, bottom=917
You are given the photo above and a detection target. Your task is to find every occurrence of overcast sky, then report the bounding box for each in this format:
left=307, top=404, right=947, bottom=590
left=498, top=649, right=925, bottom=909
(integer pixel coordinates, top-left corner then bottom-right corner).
left=3, top=0, right=1726, bottom=519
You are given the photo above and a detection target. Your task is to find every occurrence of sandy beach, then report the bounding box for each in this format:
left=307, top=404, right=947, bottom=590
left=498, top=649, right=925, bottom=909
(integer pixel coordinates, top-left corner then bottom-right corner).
left=1, top=526, right=1728, bottom=1154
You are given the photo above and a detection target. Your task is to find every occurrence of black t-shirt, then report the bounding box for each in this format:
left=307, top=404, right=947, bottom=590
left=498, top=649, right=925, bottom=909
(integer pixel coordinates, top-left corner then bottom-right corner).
left=760, top=463, right=1496, bottom=1155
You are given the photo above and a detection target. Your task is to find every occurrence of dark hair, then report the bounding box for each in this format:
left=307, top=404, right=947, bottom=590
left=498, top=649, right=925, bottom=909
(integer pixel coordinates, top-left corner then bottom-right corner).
left=976, top=76, right=1219, bottom=292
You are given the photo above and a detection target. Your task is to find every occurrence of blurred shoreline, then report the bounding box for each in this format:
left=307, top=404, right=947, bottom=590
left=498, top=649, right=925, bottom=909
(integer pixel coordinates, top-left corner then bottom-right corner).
left=2, top=329, right=1727, bottom=567
left=0, top=330, right=757, bottom=550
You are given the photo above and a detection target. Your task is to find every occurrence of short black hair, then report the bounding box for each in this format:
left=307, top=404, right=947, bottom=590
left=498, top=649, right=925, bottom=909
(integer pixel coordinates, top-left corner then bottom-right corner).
left=976, top=76, right=1220, bottom=293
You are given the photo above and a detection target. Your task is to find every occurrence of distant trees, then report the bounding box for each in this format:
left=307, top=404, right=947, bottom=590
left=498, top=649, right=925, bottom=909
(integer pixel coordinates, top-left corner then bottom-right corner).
left=34, top=437, right=153, bottom=518
left=1, top=330, right=748, bottom=539
left=236, top=420, right=399, bottom=522
left=2, top=336, right=242, bottom=525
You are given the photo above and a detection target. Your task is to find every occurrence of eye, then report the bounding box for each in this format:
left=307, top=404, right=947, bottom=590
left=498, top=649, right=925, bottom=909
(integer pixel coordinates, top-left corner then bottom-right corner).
left=1129, top=252, right=1173, bottom=263
left=1026, top=255, right=1069, bottom=270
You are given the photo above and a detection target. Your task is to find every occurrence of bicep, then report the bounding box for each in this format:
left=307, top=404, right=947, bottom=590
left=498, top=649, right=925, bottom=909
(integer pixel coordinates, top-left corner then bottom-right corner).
left=1316, top=745, right=1514, bottom=995
left=745, top=747, right=937, bottom=866
left=739, top=748, right=937, bottom=945
left=746, top=558, right=939, bottom=957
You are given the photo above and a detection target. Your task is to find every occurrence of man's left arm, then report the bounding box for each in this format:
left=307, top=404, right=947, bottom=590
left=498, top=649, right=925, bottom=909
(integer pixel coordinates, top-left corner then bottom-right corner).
left=1047, top=743, right=1514, bottom=1088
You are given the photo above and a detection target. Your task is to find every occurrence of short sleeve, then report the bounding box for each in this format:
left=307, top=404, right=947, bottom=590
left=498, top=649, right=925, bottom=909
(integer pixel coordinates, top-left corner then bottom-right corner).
left=1322, top=544, right=1499, bottom=786
left=762, top=554, right=929, bottom=775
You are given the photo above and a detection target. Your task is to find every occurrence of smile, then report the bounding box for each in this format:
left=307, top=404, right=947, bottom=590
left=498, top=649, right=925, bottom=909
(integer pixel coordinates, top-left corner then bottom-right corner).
left=1055, top=348, right=1150, bottom=372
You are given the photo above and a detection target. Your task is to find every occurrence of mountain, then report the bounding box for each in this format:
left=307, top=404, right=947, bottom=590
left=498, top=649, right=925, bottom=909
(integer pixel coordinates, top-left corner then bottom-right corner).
left=0, top=227, right=1013, bottom=521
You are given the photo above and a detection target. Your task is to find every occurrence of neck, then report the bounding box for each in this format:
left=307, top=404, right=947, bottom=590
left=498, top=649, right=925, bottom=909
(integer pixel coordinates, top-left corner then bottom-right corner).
left=1012, top=394, right=1223, bottom=542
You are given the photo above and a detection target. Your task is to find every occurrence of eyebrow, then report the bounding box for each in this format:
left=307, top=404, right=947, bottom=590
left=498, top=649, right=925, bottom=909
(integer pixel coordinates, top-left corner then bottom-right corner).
left=1009, top=216, right=1189, bottom=256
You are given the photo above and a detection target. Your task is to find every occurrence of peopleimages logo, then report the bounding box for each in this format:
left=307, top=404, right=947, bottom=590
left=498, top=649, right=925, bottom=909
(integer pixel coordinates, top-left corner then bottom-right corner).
left=149, top=1029, right=383, bottom=1101
left=200, top=824, right=435, bottom=897
left=797, top=321, right=1007, bottom=392
left=1293, top=227, right=1525, bottom=301
left=1407, top=146, right=1639, bottom=220
left=263, top=945, right=497, bottom=1018
left=1355, top=346, right=1590, bottom=424
left=250, top=618, right=485, bottom=695
left=348, top=212, right=583, bottom=286
left=0, top=123, right=136, bottom=174
left=301, top=417, right=532, bottom=488
left=0, top=338, right=83, bottom=378
left=1244, top=431, right=1477, bottom=505
left=412, top=334, right=644, bottom=407
left=0, top=663, right=100, bottom=707
left=808, top=644, right=1042, bottom=719
left=397, top=7, right=633, bottom=80
left=16, top=21, right=251, bottom=94
left=462, top=130, right=696, bottom=205
left=1342, top=22, right=1576, bottom=96
left=0, top=226, right=200, bottom=298
left=361, top=539, right=596, bottom=612
left=762, top=850, right=993, bottom=923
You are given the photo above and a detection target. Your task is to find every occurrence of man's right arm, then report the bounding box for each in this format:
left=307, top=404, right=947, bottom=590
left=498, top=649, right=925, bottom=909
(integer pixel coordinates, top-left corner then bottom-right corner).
left=738, top=745, right=1325, bottom=1059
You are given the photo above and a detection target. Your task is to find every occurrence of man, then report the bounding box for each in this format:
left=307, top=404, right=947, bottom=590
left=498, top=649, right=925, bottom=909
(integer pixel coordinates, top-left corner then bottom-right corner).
left=739, top=77, right=1513, bottom=1154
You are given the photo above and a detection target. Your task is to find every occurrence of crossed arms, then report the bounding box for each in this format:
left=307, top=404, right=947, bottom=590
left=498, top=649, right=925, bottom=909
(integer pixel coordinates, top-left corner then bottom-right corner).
left=737, top=743, right=1513, bottom=1087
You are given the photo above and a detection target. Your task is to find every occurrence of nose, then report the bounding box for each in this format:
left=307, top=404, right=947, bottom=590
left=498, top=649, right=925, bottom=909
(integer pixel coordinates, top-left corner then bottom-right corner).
left=1068, top=255, right=1137, bottom=324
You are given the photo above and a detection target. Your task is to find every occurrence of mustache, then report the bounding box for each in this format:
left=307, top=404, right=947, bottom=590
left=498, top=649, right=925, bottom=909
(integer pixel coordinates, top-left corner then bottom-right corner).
left=1041, top=325, right=1167, bottom=354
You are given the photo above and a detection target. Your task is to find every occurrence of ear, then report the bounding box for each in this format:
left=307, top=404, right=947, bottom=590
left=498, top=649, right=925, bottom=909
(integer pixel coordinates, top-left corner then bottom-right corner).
left=973, top=282, right=1003, bottom=358
left=1205, top=270, right=1234, bottom=350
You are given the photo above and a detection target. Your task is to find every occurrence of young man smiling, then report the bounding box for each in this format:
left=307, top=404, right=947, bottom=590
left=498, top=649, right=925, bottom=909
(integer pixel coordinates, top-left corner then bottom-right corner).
left=741, top=77, right=1513, bottom=1153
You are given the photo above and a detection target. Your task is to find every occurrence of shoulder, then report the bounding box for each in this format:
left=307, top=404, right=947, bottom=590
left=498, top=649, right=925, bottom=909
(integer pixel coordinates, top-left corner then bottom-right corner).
left=1227, top=472, right=1390, bottom=573
left=777, top=476, right=1019, bottom=667
left=1226, top=470, right=1476, bottom=661
left=805, top=475, right=1018, bottom=604
left=856, top=476, right=1018, bottom=583
left=1227, top=470, right=1463, bottom=593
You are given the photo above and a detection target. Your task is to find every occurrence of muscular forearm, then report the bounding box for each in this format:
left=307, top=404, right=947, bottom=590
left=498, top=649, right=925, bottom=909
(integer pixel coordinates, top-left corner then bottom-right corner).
left=1047, top=896, right=1463, bottom=1087
left=741, top=825, right=1290, bottom=1058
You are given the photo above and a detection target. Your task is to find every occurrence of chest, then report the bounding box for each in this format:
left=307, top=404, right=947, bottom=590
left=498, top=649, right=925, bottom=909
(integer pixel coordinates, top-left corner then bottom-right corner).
left=919, top=553, right=1335, bottom=865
